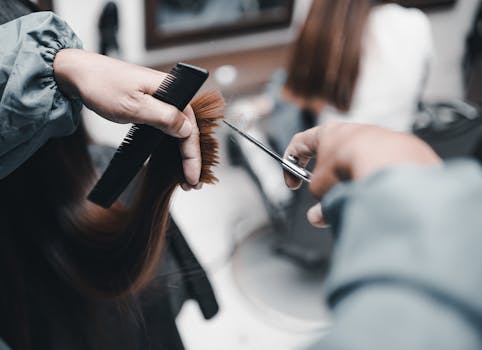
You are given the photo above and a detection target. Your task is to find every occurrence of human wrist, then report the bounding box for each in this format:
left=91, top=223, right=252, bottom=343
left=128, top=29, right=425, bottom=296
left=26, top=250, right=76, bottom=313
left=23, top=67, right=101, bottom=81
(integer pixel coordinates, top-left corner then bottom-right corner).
left=53, top=48, right=85, bottom=99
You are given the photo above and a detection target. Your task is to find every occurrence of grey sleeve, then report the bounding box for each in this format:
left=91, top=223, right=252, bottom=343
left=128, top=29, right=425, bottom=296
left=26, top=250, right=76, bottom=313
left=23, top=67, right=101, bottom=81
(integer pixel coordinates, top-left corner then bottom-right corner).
left=312, top=160, right=482, bottom=350
left=0, top=339, right=10, bottom=350
left=0, top=12, right=83, bottom=179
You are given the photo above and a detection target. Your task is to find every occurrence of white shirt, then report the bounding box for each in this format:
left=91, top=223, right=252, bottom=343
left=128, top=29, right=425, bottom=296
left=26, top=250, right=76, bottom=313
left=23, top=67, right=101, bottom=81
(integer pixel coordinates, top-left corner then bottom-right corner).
left=320, top=4, right=434, bottom=132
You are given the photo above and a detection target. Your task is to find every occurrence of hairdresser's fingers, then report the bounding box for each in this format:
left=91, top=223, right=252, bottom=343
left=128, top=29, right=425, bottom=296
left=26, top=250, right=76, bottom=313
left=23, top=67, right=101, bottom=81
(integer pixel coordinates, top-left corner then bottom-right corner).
left=307, top=203, right=327, bottom=228
left=306, top=122, right=360, bottom=198
left=283, top=127, right=320, bottom=189
left=114, top=86, right=193, bottom=137
left=180, top=181, right=203, bottom=192
left=179, top=105, right=202, bottom=186
left=138, top=67, right=170, bottom=96
left=180, top=183, right=192, bottom=191
left=136, top=68, right=198, bottom=139
left=134, top=94, right=193, bottom=138
left=308, top=160, right=341, bottom=199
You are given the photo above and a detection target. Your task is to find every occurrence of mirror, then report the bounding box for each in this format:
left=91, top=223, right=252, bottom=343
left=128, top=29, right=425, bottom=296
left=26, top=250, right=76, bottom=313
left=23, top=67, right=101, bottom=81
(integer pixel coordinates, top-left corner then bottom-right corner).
left=144, top=0, right=295, bottom=49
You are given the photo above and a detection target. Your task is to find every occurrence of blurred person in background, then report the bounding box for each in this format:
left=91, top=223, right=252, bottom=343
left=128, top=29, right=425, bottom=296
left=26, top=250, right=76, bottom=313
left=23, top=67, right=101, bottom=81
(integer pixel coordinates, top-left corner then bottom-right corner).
left=238, top=0, right=434, bottom=139
left=284, top=0, right=433, bottom=132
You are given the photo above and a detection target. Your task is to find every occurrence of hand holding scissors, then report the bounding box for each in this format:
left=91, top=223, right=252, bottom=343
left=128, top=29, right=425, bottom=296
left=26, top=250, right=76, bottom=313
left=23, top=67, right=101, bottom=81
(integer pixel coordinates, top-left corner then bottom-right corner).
left=223, top=120, right=312, bottom=183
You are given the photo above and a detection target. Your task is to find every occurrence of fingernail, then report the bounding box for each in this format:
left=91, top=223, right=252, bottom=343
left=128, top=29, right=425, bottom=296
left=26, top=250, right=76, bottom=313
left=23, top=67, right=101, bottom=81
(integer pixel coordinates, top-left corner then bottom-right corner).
left=307, top=204, right=328, bottom=228
left=178, top=120, right=192, bottom=138
left=288, top=155, right=299, bottom=164
left=307, top=205, right=319, bottom=219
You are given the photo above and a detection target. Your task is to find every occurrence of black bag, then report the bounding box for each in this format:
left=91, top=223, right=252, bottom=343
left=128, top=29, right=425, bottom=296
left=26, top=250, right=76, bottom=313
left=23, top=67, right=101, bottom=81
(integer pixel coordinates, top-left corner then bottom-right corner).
left=396, top=0, right=457, bottom=9
left=464, top=0, right=482, bottom=106
left=413, top=100, right=482, bottom=159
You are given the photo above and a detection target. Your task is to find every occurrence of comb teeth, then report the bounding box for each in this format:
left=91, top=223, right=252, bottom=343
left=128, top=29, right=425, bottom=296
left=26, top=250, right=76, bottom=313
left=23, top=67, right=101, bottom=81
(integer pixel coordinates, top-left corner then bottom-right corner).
left=153, top=64, right=208, bottom=111
left=88, top=63, right=209, bottom=208
left=87, top=125, right=163, bottom=208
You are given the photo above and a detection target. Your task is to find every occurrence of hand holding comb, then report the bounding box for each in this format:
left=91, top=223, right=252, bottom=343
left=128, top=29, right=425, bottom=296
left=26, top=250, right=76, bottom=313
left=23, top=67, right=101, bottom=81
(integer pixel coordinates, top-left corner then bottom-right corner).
left=88, top=63, right=209, bottom=208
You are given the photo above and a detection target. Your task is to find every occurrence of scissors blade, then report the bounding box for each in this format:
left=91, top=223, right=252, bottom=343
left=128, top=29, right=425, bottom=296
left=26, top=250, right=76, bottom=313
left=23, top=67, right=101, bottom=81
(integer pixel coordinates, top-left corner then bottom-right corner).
left=223, top=120, right=284, bottom=163
left=223, top=120, right=312, bottom=183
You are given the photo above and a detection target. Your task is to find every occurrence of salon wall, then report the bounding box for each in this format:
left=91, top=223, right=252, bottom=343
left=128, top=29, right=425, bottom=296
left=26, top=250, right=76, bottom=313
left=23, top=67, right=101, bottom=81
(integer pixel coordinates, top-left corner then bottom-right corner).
left=56, top=0, right=479, bottom=99
left=55, top=0, right=479, bottom=145
left=54, top=1, right=138, bottom=59
left=55, top=0, right=312, bottom=66
left=55, top=0, right=312, bottom=146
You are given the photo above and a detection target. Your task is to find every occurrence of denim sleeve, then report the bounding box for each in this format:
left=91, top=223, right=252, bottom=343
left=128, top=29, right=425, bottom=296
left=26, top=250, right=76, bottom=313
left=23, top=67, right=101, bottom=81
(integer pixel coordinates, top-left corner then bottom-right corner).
left=0, top=12, right=83, bottom=179
left=310, top=160, right=482, bottom=350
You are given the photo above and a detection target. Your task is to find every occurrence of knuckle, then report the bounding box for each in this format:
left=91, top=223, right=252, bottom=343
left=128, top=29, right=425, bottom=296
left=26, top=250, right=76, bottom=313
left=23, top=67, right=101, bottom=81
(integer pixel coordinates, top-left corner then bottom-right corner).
left=118, top=92, right=143, bottom=120
left=326, top=120, right=344, bottom=131
left=164, top=106, right=182, bottom=129
left=292, top=132, right=304, bottom=143
left=191, top=121, right=200, bottom=136
left=292, top=132, right=301, bottom=142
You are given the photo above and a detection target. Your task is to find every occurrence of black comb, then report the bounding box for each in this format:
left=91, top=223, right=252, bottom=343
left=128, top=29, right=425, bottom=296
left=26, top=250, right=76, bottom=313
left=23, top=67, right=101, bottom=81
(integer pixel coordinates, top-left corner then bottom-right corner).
left=87, top=63, right=209, bottom=208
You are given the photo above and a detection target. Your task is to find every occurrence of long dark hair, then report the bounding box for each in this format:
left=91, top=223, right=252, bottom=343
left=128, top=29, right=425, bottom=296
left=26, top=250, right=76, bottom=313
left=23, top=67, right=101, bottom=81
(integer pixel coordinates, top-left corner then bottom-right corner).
left=285, top=0, right=374, bottom=112
left=0, top=94, right=223, bottom=350
left=0, top=2, right=224, bottom=348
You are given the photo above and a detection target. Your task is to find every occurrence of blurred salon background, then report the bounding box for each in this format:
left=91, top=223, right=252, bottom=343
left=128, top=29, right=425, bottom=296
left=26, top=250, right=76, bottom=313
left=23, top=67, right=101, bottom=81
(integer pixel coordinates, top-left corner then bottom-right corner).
left=35, top=0, right=482, bottom=348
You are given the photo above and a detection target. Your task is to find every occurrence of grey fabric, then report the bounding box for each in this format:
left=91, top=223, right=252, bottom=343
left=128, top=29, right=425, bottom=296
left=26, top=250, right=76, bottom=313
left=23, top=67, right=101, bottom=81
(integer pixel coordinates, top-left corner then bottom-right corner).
left=0, top=12, right=83, bottom=179
left=308, top=159, right=482, bottom=349
left=0, top=339, right=10, bottom=350
left=0, top=0, right=36, bottom=24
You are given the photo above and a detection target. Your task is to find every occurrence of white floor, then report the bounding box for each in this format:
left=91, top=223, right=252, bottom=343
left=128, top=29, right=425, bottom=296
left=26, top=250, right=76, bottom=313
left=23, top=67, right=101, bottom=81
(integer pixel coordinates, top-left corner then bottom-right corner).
left=83, top=1, right=480, bottom=348
left=170, top=128, right=330, bottom=350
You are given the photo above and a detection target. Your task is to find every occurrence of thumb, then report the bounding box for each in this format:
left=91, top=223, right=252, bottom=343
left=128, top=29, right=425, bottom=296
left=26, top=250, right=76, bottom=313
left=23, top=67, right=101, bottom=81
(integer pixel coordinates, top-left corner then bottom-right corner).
left=137, top=94, right=193, bottom=138
left=307, top=203, right=327, bottom=228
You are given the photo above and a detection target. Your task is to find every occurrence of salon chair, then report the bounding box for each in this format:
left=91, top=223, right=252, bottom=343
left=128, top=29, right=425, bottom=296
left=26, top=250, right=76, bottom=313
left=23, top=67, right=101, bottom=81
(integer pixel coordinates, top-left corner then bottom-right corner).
left=225, top=101, right=331, bottom=331
left=227, top=97, right=333, bottom=269
left=413, top=100, right=482, bottom=159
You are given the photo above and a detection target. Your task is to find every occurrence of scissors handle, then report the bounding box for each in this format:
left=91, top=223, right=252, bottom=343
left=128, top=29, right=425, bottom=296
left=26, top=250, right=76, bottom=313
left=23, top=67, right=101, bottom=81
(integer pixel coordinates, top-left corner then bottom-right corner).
left=223, top=119, right=312, bottom=183
left=281, top=159, right=312, bottom=183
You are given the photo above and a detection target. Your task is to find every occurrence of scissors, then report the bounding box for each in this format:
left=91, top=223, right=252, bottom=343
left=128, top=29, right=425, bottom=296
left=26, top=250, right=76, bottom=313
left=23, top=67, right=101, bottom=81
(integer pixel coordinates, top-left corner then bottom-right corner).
left=223, top=120, right=312, bottom=183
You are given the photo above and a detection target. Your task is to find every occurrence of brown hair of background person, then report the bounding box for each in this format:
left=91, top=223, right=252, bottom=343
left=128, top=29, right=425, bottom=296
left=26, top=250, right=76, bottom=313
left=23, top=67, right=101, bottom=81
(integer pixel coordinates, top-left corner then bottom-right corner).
left=284, top=0, right=375, bottom=112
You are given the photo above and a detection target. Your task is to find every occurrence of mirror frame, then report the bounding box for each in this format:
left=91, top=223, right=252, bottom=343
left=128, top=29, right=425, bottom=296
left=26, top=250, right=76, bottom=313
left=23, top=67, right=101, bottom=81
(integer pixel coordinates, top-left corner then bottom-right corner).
left=37, top=0, right=54, bottom=11
left=144, top=0, right=295, bottom=49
